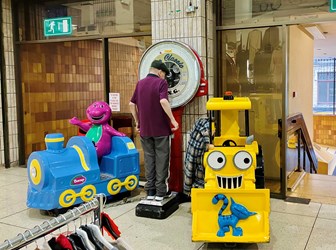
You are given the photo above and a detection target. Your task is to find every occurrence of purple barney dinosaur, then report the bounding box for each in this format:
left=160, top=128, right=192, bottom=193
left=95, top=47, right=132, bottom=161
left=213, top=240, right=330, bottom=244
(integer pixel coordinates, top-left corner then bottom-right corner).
left=69, top=101, right=126, bottom=159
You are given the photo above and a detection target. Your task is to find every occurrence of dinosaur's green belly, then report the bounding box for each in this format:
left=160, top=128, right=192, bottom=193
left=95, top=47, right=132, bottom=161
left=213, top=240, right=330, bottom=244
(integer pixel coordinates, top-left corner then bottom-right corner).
left=86, top=124, right=102, bottom=143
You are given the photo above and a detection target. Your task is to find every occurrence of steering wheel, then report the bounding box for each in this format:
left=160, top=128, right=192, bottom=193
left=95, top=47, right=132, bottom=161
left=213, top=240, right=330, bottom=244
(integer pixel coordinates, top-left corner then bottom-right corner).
left=222, top=140, right=237, bottom=147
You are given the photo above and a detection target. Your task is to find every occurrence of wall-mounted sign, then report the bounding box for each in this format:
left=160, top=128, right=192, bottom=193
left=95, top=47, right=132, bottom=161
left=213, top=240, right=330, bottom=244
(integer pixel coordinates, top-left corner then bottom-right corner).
left=139, top=40, right=201, bottom=108
left=331, top=0, right=336, bottom=12
left=44, top=17, right=72, bottom=37
left=109, top=93, right=120, bottom=112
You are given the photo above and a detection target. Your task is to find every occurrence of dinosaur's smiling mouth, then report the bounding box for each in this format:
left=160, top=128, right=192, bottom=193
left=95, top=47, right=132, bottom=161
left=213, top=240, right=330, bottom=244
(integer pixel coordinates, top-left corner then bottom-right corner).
left=216, top=174, right=243, bottom=189
left=91, top=115, right=104, bottom=121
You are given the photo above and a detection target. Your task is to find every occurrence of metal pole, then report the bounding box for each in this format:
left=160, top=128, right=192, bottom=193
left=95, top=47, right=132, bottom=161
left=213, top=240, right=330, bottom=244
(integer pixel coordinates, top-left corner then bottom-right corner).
left=333, top=58, right=335, bottom=115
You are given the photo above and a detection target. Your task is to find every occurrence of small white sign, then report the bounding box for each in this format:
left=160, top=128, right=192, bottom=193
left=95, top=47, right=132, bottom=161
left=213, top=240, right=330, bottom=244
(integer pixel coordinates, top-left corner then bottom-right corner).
left=109, top=93, right=120, bottom=112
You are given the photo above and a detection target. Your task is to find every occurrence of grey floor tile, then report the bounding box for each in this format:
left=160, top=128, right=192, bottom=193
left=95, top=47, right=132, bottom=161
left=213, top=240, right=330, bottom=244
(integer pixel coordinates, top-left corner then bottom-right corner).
left=306, top=218, right=336, bottom=250
left=104, top=200, right=139, bottom=218
left=0, top=208, right=50, bottom=230
left=0, top=166, right=27, bottom=176
left=111, top=202, right=203, bottom=250
left=104, top=190, right=146, bottom=218
left=265, top=211, right=315, bottom=250
left=0, top=223, right=28, bottom=247
left=317, top=203, right=336, bottom=220
left=0, top=182, right=28, bottom=203
left=271, top=198, right=321, bottom=217
left=0, top=203, right=28, bottom=220
left=0, top=174, right=27, bottom=187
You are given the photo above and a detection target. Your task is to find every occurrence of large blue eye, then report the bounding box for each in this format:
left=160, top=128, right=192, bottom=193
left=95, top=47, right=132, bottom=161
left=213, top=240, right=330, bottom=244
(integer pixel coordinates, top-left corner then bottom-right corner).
left=234, top=151, right=253, bottom=170
left=207, top=151, right=226, bottom=170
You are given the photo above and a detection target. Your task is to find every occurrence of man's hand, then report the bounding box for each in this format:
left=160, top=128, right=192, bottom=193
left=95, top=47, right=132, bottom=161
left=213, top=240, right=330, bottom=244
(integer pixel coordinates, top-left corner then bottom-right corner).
left=171, top=120, right=179, bottom=131
left=135, top=122, right=140, bottom=133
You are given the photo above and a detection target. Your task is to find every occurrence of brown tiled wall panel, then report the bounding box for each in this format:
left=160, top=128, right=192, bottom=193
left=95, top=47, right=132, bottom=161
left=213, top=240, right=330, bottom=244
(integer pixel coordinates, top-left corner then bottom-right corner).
left=313, top=115, right=336, bottom=146
left=108, top=40, right=141, bottom=113
left=21, top=41, right=104, bottom=159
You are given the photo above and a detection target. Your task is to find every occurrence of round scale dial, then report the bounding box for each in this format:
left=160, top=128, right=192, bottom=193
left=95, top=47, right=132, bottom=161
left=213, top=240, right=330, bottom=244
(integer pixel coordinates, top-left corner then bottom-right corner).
left=139, top=40, right=201, bottom=108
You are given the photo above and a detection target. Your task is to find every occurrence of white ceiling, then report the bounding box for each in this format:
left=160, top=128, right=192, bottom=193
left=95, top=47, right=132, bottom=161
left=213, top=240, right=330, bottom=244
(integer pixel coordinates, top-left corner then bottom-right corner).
left=249, top=0, right=336, bottom=58
left=313, top=22, right=336, bottom=58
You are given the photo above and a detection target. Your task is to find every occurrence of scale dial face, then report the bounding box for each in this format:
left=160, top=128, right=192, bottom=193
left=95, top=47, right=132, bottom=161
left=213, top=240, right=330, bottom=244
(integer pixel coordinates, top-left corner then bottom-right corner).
left=139, top=40, right=201, bottom=108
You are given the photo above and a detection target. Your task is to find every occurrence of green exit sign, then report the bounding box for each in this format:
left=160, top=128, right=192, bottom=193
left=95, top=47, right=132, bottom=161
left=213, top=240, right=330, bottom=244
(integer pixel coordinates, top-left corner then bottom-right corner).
left=44, top=17, right=72, bottom=37
left=330, top=0, right=336, bottom=12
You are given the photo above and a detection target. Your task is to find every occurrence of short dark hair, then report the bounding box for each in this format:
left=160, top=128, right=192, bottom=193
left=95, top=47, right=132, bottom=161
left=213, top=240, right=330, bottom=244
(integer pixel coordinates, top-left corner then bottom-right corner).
left=150, top=60, right=169, bottom=74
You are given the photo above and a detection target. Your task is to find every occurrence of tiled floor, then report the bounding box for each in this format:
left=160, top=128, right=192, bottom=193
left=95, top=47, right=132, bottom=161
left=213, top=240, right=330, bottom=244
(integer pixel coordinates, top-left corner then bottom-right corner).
left=288, top=173, right=336, bottom=205
left=1, top=166, right=336, bottom=250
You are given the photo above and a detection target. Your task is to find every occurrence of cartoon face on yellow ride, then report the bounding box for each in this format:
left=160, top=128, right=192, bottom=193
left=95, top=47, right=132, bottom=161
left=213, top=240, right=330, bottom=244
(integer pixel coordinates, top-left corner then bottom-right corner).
left=204, top=143, right=258, bottom=190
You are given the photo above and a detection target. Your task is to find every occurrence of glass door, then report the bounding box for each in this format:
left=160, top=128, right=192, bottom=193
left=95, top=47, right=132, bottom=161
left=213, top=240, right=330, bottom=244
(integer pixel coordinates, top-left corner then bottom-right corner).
left=217, top=26, right=284, bottom=195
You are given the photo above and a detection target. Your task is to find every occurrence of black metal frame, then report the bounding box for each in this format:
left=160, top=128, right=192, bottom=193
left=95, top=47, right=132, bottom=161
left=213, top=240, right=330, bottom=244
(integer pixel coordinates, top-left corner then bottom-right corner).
left=214, top=2, right=289, bottom=199
left=0, top=2, right=11, bottom=168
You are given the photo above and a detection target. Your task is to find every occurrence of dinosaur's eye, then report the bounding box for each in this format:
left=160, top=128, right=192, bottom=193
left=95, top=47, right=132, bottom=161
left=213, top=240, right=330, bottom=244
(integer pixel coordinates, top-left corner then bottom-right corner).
left=207, top=151, right=226, bottom=170
left=233, top=151, right=253, bottom=170
left=100, top=104, right=104, bottom=108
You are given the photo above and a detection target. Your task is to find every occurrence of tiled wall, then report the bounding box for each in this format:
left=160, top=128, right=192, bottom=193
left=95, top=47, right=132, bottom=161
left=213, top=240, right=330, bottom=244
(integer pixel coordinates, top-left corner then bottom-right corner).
left=151, top=0, right=214, bottom=154
left=108, top=38, right=145, bottom=113
left=20, top=39, right=147, bottom=160
left=20, top=41, right=104, bottom=159
left=314, top=115, right=336, bottom=146
left=1, top=0, right=18, bottom=167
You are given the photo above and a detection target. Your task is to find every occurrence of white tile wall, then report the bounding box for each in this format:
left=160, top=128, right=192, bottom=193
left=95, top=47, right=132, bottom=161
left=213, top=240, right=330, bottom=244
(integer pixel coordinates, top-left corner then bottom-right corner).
left=151, top=0, right=214, bottom=157
left=0, top=5, right=3, bottom=166
left=1, top=0, right=19, bottom=167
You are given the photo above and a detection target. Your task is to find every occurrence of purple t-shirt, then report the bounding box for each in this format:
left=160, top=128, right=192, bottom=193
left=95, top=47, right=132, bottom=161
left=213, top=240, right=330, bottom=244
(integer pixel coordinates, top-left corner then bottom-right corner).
left=131, top=74, right=172, bottom=137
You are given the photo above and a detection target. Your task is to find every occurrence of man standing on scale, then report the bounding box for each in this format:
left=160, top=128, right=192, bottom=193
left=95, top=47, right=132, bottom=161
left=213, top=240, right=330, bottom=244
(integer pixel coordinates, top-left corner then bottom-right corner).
left=129, top=60, right=179, bottom=201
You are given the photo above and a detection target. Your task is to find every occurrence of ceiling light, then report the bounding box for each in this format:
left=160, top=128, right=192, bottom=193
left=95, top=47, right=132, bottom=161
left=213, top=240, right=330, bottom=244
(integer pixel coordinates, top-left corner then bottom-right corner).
left=305, top=25, right=326, bottom=40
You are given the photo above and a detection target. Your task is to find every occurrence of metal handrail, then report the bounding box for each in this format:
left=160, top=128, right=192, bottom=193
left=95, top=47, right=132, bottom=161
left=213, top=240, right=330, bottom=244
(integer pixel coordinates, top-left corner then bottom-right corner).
left=286, top=113, right=318, bottom=174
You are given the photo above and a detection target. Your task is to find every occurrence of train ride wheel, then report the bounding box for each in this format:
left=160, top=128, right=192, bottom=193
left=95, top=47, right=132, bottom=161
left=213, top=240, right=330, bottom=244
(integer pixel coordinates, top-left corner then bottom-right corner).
left=107, top=179, right=122, bottom=195
left=124, top=175, right=138, bottom=191
left=81, top=185, right=97, bottom=202
left=59, top=189, right=77, bottom=208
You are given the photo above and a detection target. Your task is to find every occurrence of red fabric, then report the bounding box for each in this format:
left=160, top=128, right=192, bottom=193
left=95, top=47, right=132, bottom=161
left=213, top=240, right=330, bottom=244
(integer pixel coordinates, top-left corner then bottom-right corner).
left=56, top=234, right=74, bottom=250
left=102, top=212, right=121, bottom=239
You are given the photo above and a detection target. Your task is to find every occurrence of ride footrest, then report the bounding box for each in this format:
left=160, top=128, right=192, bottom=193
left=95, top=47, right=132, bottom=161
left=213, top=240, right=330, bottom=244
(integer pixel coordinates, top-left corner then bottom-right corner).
left=135, top=194, right=179, bottom=219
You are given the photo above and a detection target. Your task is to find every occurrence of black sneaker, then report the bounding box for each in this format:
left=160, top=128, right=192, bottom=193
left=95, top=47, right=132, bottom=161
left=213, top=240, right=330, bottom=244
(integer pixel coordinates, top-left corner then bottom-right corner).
left=165, top=190, right=172, bottom=198
left=146, top=189, right=156, bottom=200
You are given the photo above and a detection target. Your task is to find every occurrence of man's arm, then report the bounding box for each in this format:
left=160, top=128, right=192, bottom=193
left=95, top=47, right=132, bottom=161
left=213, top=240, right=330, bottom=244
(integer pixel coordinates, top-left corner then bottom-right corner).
left=129, top=101, right=140, bottom=132
left=160, top=98, right=179, bottom=131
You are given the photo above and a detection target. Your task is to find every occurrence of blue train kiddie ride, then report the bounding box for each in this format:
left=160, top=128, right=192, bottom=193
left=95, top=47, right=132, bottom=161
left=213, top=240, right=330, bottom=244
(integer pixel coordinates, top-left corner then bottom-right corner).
left=27, top=101, right=140, bottom=212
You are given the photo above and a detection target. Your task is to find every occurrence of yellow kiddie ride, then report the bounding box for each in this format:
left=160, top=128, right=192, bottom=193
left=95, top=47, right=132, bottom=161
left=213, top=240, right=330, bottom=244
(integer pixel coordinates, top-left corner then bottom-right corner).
left=191, top=92, right=270, bottom=243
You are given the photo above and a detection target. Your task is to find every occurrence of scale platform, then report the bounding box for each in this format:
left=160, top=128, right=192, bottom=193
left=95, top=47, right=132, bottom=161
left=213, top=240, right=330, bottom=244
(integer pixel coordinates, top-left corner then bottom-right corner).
left=135, top=192, right=179, bottom=219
